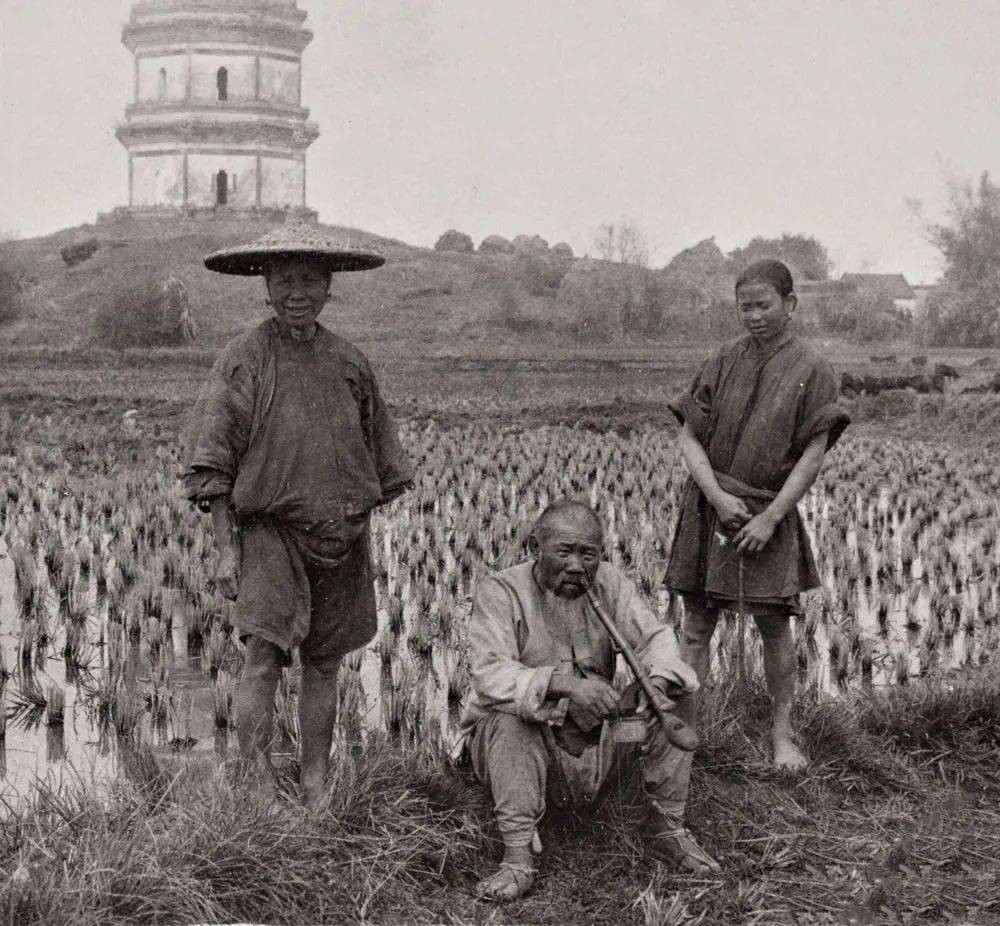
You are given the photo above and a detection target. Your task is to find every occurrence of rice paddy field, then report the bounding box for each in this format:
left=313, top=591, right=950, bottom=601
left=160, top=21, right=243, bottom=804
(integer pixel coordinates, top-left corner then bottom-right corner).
left=1, top=345, right=999, bottom=925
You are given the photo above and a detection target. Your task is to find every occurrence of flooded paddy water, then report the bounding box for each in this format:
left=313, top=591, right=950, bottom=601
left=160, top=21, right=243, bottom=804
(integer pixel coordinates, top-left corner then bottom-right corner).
left=0, top=417, right=997, bottom=804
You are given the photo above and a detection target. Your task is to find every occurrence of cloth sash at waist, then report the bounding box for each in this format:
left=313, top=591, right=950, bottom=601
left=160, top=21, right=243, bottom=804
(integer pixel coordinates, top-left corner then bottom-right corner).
left=713, top=471, right=777, bottom=503
left=238, top=512, right=367, bottom=569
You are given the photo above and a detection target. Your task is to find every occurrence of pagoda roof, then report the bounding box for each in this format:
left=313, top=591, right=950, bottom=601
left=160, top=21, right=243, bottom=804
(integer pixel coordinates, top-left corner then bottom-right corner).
left=124, top=1, right=312, bottom=53
left=130, top=0, right=306, bottom=22
left=117, top=112, right=319, bottom=150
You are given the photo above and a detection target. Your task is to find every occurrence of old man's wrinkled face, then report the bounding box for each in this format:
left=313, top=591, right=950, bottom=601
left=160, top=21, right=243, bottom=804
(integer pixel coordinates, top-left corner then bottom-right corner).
left=531, top=511, right=603, bottom=599
left=266, top=256, right=332, bottom=330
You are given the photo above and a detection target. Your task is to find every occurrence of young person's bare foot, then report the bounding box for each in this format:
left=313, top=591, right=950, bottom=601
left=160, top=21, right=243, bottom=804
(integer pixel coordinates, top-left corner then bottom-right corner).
left=772, top=732, right=807, bottom=770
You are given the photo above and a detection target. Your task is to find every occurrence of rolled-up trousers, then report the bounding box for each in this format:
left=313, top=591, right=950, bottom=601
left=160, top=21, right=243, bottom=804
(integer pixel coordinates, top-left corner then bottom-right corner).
left=469, top=711, right=690, bottom=848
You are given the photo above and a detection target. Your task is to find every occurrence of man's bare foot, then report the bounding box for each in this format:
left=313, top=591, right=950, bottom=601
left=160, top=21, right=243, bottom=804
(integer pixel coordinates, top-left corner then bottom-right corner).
left=772, top=732, right=808, bottom=770
left=302, top=782, right=327, bottom=812
left=252, top=776, right=279, bottom=805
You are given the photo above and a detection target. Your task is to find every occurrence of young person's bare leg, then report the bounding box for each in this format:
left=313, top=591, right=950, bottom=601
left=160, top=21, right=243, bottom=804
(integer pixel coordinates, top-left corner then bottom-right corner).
left=297, top=653, right=341, bottom=810
left=753, top=614, right=807, bottom=770
left=677, top=596, right=719, bottom=726
left=236, top=634, right=284, bottom=797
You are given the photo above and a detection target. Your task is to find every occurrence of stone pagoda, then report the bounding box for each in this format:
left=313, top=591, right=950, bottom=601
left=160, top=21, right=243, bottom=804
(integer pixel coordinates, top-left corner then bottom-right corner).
left=113, top=0, right=319, bottom=218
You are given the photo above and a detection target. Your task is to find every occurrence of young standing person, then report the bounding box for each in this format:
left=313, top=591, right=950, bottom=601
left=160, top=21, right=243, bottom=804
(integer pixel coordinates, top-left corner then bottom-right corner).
left=665, top=259, right=849, bottom=769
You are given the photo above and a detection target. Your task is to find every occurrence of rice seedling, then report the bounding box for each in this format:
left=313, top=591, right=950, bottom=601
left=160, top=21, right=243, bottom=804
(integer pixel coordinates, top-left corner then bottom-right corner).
left=44, top=684, right=65, bottom=727
left=145, top=662, right=172, bottom=731
left=0, top=400, right=998, bottom=826
left=7, top=675, right=48, bottom=730
left=213, top=669, right=234, bottom=730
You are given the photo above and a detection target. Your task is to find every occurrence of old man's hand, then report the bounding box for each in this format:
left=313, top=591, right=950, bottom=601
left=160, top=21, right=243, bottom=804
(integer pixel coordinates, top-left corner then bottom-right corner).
left=214, top=546, right=240, bottom=601
left=568, top=676, right=620, bottom=720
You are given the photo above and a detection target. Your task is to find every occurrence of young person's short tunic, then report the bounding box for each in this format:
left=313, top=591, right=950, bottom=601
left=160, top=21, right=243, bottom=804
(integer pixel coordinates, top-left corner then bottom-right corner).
left=664, top=331, right=849, bottom=613
left=182, top=317, right=414, bottom=657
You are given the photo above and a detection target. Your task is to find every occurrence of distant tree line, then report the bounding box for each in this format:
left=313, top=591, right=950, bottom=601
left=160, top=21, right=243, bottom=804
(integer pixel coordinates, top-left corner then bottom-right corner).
left=919, top=172, right=1000, bottom=347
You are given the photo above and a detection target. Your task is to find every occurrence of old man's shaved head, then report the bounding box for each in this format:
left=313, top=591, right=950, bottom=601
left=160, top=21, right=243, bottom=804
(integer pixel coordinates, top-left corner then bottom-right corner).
left=532, top=499, right=604, bottom=540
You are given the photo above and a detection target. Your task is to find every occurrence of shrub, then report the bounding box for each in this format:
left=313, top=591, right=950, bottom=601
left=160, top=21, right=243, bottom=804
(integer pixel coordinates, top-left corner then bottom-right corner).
left=92, top=277, right=196, bottom=349
left=60, top=238, right=100, bottom=267
left=0, top=263, right=23, bottom=326
left=515, top=253, right=571, bottom=297
left=814, top=290, right=908, bottom=343
left=434, top=230, right=474, bottom=254
left=493, top=286, right=522, bottom=325
left=511, top=234, right=549, bottom=254
left=478, top=235, right=514, bottom=255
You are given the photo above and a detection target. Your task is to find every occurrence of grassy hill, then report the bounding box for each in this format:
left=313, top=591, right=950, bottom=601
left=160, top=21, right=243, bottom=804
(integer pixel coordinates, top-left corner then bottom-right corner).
left=0, top=215, right=597, bottom=352
left=1, top=216, right=989, bottom=369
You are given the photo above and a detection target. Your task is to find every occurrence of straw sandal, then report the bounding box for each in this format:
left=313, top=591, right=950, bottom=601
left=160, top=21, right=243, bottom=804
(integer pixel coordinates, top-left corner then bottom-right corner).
left=643, top=817, right=720, bottom=875
left=475, top=861, right=537, bottom=901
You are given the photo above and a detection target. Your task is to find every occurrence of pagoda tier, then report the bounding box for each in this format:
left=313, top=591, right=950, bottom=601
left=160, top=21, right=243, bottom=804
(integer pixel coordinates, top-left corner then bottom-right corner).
left=115, top=0, right=320, bottom=214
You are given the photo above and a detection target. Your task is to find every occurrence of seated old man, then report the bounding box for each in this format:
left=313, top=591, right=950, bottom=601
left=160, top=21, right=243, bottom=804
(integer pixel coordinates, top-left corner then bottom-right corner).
left=454, top=499, right=719, bottom=902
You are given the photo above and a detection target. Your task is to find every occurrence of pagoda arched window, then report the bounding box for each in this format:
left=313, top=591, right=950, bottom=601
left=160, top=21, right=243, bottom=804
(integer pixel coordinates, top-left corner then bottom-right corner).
left=215, top=170, right=228, bottom=206
left=217, top=67, right=229, bottom=101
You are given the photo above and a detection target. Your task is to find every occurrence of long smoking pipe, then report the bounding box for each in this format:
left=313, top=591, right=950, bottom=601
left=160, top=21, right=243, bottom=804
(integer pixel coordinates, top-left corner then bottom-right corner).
left=583, top=583, right=699, bottom=752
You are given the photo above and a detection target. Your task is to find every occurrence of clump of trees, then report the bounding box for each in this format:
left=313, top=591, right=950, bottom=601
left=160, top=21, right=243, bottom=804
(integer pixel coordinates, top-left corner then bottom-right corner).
left=920, top=172, right=1000, bottom=347
left=813, top=291, right=908, bottom=343
left=728, top=234, right=831, bottom=281
left=434, top=230, right=474, bottom=253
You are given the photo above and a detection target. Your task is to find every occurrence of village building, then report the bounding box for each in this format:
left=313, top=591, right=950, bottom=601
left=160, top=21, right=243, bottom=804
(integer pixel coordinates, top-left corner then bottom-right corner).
left=112, top=0, right=319, bottom=218
left=840, top=273, right=917, bottom=316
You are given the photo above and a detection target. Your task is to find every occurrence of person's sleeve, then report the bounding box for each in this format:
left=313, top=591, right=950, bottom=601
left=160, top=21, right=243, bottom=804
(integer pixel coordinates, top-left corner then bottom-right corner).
left=361, top=364, right=415, bottom=506
left=667, top=350, right=723, bottom=444
left=603, top=569, right=699, bottom=695
left=180, top=342, right=257, bottom=506
left=792, top=358, right=851, bottom=454
left=467, top=577, right=565, bottom=723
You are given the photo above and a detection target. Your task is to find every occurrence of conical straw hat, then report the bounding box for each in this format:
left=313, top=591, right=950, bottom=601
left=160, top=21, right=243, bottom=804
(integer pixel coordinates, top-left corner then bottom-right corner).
left=204, top=218, right=386, bottom=275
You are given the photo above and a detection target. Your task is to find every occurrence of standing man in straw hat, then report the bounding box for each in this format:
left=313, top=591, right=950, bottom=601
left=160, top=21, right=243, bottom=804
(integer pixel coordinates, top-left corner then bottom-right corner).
left=183, top=218, right=414, bottom=809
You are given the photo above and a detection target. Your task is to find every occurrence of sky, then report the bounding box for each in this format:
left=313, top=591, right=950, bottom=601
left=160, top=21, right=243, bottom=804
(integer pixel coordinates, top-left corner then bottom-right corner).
left=2, top=1, right=999, bottom=283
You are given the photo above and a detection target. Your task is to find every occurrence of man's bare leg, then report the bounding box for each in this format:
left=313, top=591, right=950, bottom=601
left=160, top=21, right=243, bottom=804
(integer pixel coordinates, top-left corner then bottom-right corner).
left=754, top=614, right=807, bottom=770
left=236, top=635, right=283, bottom=798
left=298, top=654, right=341, bottom=810
left=677, top=596, right=719, bottom=727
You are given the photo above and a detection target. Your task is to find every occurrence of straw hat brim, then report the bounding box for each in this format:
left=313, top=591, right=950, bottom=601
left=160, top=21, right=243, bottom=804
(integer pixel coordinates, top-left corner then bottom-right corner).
left=204, top=245, right=386, bottom=276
